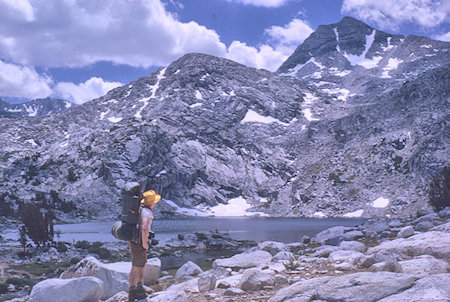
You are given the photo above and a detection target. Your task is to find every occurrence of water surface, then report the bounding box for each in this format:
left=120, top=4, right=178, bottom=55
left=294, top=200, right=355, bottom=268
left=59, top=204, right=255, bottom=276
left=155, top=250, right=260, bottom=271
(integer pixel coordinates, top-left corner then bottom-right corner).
left=51, top=217, right=365, bottom=244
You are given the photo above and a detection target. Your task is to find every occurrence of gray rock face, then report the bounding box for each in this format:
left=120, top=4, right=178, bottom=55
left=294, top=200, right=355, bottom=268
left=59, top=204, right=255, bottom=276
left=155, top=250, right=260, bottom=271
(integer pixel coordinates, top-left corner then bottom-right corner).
left=378, top=273, right=450, bottom=302
left=313, top=226, right=351, bottom=244
left=439, top=207, right=450, bottom=219
left=397, top=255, right=449, bottom=277
left=224, top=287, right=245, bottom=296
left=257, top=241, right=288, bottom=256
left=212, top=250, right=272, bottom=269
left=414, top=221, right=434, bottom=231
left=60, top=257, right=125, bottom=300
left=175, top=261, right=203, bottom=281
left=397, top=226, right=414, bottom=238
left=338, top=240, right=366, bottom=252
left=0, top=16, right=448, bottom=219
left=272, top=251, right=295, bottom=262
left=239, top=268, right=276, bottom=291
left=147, top=290, right=188, bottom=302
left=269, top=272, right=418, bottom=302
left=29, top=277, right=103, bottom=302
left=367, top=231, right=450, bottom=259
left=328, top=250, right=364, bottom=264
left=198, top=273, right=216, bottom=293
left=60, top=256, right=160, bottom=299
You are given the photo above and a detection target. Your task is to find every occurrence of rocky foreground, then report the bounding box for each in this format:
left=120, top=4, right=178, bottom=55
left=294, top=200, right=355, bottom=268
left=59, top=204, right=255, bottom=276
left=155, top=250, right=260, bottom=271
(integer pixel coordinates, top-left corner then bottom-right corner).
left=9, top=208, right=450, bottom=302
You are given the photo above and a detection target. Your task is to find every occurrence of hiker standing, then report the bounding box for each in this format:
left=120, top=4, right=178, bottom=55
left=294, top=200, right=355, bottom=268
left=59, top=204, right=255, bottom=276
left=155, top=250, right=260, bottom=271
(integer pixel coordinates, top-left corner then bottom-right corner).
left=128, top=189, right=161, bottom=301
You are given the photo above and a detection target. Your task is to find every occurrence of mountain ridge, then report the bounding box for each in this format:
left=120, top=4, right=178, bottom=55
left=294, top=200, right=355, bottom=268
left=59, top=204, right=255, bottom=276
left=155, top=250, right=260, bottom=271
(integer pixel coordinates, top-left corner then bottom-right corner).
left=0, top=17, right=448, bottom=220
left=0, top=97, right=75, bottom=118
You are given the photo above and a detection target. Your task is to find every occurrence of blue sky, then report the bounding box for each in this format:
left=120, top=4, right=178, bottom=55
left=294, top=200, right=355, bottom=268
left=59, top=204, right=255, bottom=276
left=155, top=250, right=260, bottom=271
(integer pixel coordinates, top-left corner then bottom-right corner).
left=0, top=0, right=449, bottom=104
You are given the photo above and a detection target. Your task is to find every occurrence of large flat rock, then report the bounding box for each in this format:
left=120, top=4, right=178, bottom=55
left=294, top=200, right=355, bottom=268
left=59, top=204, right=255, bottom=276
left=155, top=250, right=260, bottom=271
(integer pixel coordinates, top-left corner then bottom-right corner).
left=269, top=272, right=418, bottom=302
left=367, top=231, right=450, bottom=259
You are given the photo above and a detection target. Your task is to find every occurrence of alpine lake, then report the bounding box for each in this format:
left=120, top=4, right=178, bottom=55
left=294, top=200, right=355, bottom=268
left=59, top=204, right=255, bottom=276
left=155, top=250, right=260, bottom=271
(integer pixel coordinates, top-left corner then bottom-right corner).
left=2, top=217, right=366, bottom=270
left=57, top=217, right=365, bottom=269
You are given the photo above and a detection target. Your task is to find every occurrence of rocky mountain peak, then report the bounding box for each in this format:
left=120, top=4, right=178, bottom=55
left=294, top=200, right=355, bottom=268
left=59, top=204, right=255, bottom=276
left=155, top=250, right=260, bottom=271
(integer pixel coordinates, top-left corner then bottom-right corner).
left=277, top=16, right=403, bottom=75
left=277, top=17, right=449, bottom=104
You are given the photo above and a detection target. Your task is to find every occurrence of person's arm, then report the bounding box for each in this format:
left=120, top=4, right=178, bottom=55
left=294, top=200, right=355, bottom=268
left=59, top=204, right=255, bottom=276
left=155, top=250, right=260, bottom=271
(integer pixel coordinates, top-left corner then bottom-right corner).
left=141, top=217, right=153, bottom=250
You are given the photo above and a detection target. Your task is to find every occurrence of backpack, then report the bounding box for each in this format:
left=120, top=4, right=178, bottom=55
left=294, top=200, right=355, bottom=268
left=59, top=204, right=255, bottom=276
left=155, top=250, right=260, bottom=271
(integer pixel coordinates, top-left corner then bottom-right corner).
left=111, top=182, right=143, bottom=242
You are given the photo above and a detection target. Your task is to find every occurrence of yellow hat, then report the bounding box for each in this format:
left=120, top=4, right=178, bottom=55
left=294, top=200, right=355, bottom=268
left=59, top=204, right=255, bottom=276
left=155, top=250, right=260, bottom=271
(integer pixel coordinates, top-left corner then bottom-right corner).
left=140, top=190, right=161, bottom=207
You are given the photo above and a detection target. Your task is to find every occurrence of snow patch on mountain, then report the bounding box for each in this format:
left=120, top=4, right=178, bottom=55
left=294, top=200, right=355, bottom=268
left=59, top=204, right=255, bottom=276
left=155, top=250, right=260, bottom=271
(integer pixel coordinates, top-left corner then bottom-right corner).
left=134, top=68, right=166, bottom=119
left=100, top=109, right=110, bottom=120
left=302, top=92, right=320, bottom=121
left=221, top=89, right=236, bottom=97
left=25, top=139, right=38, bottom=147
left=330, top=68, right=351, bottom=77
left=5, top=108, right=22, bottom=113
left=24, top=105, right=38, bottom=117
left=343, top=30, right=376, bottom=68
left=241, top=109, right=289, bottom=126
left=381, top=37, right=395, bottom=52
left=107, top=117, right=122, bottom=123
left=322, top=87, right=352, bottom=101
left=281, top=57, right=323, bottom=77
left=372, top=197, right=390, bottom=208
left=190, top=102, right=203, bottom=108
left=334, top=27, right=341, bottom=52
left=195, top=90, right=203, bottom=99
left=381, top=58, right=403, bottom=78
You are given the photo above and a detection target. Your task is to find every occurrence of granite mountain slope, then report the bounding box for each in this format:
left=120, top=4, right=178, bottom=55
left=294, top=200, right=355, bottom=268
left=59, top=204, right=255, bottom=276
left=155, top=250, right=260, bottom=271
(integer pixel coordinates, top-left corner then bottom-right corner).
left=0, top=17, right=448, bottom=219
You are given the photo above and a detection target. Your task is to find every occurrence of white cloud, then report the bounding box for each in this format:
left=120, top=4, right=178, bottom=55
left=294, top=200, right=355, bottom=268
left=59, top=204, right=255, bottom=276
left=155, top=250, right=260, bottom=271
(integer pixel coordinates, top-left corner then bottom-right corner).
left=0, top=0, right=35, bottom=21
left=342, top=0, right=450, bottom=29
left=226, top=41, right=288, bottom=71
left=265, top=18, right=313, bottom=52
left=0, top=60, right=52, bottom=99
left=225, top=0, right=289, bottom=7
left=0, top=0, right=226, bottom=68
left=434, top=32, right=450, bottom=42
left=54, top=77, right=122, bottom=105
left=225, top=18, right=312, bottom=71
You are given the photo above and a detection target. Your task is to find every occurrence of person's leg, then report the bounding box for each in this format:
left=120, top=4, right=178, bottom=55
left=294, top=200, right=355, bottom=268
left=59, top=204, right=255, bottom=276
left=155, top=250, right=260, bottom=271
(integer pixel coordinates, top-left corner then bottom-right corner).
left=128, top=242, right=148, bottom=300
left=129, top=265, right=140, bottom=287
left=138, top=264, right=146, bottom=283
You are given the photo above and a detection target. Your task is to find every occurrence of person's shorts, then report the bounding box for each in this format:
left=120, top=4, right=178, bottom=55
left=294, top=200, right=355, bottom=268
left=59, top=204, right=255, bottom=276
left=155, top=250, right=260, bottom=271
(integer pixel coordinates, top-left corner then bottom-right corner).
left=128, top=241, right=147, bottom=267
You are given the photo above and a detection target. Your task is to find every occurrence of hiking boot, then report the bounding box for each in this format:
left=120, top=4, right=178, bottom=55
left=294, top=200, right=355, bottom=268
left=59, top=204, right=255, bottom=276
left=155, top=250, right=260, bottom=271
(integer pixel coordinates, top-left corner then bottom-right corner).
left=128, top=286, right=147, bottom=301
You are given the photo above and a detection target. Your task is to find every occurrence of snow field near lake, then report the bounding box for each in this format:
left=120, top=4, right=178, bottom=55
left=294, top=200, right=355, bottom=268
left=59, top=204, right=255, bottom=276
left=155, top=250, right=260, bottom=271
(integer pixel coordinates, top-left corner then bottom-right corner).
left=164, top=199, right=209, bottom=217
left=343, top=209, right=364, bottom=218
left=208, top=197, right=268, bottom=217
left=164, top=197, right=268, bottom=217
